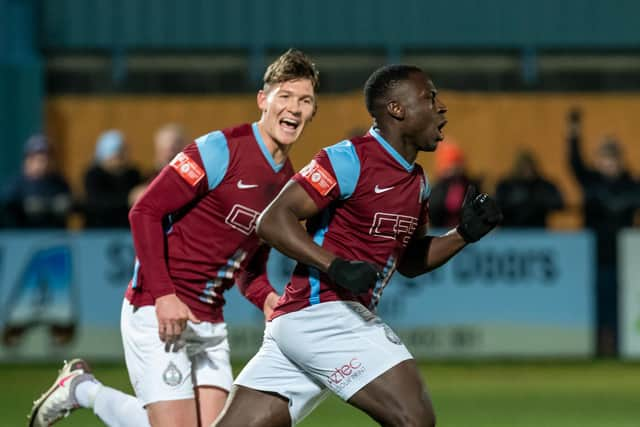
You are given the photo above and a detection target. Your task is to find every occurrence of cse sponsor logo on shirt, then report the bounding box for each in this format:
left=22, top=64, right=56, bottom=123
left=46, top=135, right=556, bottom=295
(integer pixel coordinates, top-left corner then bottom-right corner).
left=326, top=358, right=366, bottom=392
left=225, top=204, right=260, bottom=235
left=369, top=212, right=418, bottom=247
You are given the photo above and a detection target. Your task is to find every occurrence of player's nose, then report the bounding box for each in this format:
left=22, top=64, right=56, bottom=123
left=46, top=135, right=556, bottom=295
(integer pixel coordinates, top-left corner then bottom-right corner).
left=287, top=97, right=302, bottom=114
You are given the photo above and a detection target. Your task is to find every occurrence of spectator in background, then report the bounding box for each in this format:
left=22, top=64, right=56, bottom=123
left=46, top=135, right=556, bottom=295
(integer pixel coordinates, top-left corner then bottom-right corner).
left=495, top=150, right=564, bottom=227
left=429, top=139, right=480, bottom=228
left=128, top=123, right=187, bottom=206
left=83, top=130, right=141, bottom=228
left=567, top=108, right=640, bottom=357
left=1, top=134, right=72, bottom=228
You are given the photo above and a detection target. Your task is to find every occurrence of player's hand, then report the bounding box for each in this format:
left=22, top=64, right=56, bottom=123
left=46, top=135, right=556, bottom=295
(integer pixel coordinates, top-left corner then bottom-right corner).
left=327, top=258, right=380, bottom=294
left=155, top=294, right=201, bottom=350
left=262, top=291, right=280, bottom=320
left=456, top=185, right=503, bottom=243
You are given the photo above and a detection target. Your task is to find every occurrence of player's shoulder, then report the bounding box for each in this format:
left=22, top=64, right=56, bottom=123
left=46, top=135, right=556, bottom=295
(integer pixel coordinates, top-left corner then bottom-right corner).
left=222, top=123, right=253, bottom=140
left=323, top=138, right=354, bottom=153
left=344, top=132, right=383, bottom=163
left=193, top=123, right=251, bottom=147
left=194, top=128, right=228, bottom=147
left=350, top=133, right=377, bottom=147
left=321, top=139, right=361, bottom=176
left=316, top=139, right=363, bottom=199
left=190, top=128, right=233, bottom=188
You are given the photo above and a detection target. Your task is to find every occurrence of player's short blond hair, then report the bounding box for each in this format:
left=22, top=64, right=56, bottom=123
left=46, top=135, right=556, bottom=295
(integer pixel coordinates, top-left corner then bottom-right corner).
left=263, top=49, right=319, bottom=91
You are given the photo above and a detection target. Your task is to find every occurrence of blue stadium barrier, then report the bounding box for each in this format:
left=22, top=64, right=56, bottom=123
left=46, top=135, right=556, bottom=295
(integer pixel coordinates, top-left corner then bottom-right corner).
left=0, top=230, right=595, bottom=361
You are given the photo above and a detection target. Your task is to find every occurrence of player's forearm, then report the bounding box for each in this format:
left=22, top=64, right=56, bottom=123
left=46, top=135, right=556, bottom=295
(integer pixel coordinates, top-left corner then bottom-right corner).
left=237, top=272, right=276, bottom=311
left=257, top=205, right=335, bottom=272
left=426, top=230, right=467, bottom=269
left=236, top=247, right=277, bottom=312
left=399, top=229, right=466, bottom=277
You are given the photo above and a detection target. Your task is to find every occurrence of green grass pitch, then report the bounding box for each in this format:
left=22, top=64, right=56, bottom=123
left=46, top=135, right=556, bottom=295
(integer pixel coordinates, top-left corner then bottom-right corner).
left=4, top=361, right=639, bottom=426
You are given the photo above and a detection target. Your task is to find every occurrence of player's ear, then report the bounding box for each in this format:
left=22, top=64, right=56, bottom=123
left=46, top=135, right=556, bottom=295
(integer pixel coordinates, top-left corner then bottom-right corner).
left=387, top=101, right=404, bottom=120
left=257, top=89, right=268, bottom=111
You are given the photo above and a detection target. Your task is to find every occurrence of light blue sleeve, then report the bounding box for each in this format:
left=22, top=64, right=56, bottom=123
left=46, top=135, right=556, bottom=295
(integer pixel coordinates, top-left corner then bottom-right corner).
left=324, top=140, right=361, bottom=199
left=195, top=131, right=230, bottom=190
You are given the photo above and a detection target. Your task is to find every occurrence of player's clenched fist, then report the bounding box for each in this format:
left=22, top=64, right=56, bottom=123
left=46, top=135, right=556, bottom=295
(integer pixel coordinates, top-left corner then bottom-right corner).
left=456, top=185, right=503, bottom=243
left=155, top=293, right=201, bottom=348
left=327, top=258, right=380, bottom=294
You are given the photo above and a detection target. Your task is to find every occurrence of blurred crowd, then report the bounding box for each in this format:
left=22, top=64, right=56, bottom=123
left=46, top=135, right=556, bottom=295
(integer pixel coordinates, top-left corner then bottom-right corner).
left=426, top=108, right=640, bottom=358
left=0, top=123, right=187, bottom=230
left=1, top=110, right=639, bottom=357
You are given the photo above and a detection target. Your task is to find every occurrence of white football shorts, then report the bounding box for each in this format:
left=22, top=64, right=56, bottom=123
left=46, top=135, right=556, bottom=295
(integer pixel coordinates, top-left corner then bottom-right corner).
left=120, top=299, right=233, bottom=406
left=234, top=300, right=413, bottom=425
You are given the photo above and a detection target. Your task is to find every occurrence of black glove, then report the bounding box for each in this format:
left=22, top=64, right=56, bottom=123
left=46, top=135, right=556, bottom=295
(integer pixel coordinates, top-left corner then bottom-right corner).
left=327, top=258, right=380, bottom=294
left=456, top=185, right=503, bottom=243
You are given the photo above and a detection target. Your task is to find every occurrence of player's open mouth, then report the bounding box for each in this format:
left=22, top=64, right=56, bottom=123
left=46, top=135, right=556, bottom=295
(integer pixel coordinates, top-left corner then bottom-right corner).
left=280, top=118, right=300, bottom=133
left=436, top=120, right=447, bottom=141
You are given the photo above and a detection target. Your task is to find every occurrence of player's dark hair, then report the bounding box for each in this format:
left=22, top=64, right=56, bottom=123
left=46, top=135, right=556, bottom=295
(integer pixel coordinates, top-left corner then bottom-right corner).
left=263, top=49, right=319, bottom=91
left=364, top=64, right=423, bottom=117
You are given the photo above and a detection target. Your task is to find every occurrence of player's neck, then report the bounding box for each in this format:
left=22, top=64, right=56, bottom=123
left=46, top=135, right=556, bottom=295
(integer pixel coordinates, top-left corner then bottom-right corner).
left=374, top=126, right=418, bottom=165
left=256, top=122, right=290, bottom=165
left=270, top=143, right=291, bottom=165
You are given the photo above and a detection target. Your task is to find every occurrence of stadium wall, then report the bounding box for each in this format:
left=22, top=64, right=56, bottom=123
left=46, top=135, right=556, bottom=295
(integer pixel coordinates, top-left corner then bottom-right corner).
left=0, top=0, right=42, bottom=183
left=40, top=0, right=640, bottom=50
left=0, top=230, right=596, bottom=361
left=46, top=93, right=640, bottom=229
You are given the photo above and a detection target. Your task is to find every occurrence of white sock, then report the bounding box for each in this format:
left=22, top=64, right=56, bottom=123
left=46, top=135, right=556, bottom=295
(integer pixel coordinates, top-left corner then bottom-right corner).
left=74, top=378, right=102, bottom=408
left=93, top=386, right=151, bottom=427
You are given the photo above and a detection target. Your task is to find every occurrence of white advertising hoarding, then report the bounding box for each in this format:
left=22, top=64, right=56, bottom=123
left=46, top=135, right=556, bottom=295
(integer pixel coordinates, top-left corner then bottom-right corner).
left=620, top=230, right=640, bottom=359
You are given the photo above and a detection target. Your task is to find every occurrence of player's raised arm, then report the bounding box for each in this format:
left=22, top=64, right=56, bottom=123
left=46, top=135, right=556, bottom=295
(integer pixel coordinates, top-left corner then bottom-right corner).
left=398, top=185, right=502, bottom=277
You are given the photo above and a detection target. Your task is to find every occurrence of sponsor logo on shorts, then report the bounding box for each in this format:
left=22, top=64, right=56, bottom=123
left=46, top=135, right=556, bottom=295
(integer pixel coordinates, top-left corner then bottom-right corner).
left=327, top=358, right=366, bottom=392
left=162, top=361, right=183, bottom=387
left=383, top=324, right=402, bottom=345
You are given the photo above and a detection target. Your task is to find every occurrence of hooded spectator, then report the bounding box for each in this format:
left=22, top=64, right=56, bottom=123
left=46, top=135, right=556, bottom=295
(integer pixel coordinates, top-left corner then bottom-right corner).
left=83, top=130, right=141, bottom=228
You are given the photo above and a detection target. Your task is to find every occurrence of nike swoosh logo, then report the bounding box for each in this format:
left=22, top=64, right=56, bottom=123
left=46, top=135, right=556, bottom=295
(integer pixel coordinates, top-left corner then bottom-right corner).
left=237, top=180, right=259, bottom=189
left=58, top=374, right=75, bottom=387
left=374, top=185, right=395, bottom=194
